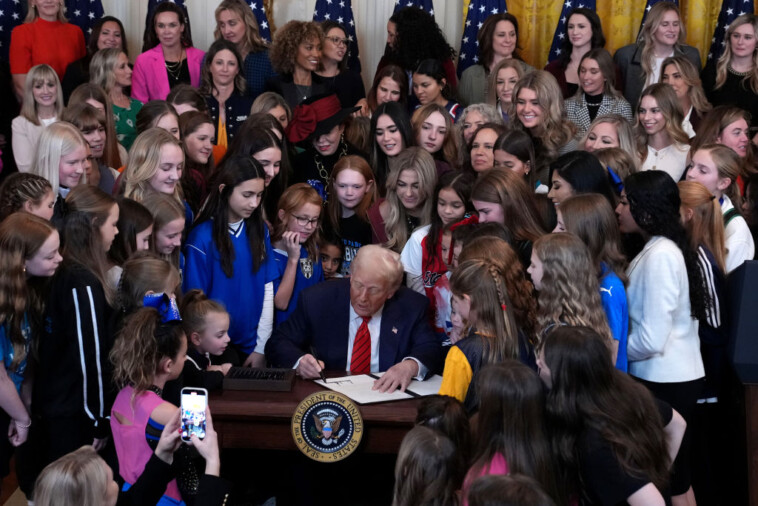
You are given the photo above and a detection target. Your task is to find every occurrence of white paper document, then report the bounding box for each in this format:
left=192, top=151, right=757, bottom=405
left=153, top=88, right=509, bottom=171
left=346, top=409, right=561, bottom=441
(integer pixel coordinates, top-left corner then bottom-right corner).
left=314, top=374, right=443, bottom=404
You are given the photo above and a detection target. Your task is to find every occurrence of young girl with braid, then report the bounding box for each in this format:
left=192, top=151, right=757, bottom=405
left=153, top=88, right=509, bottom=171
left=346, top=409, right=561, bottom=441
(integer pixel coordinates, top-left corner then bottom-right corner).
left=438, top=259, right=533, bottom=412
left=0, top=173, right=55, bottom=222
left=528, top=233, right=616, bottom=363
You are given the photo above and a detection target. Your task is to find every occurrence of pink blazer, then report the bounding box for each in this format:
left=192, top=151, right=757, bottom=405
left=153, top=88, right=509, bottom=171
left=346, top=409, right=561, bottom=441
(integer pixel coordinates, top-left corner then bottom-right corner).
left=131, top=45, right=205, bottom=103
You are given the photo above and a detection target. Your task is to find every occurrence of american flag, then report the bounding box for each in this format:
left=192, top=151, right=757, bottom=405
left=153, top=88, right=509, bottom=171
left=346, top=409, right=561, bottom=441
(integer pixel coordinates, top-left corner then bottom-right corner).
left=546, top=1, right=597, bottom=64
left=146, top=0, right=186, bottom=27
left=638, top=0, right=678, bottom=38
left=65, top=0, right=104, bottom=37
left=0, top=0, right=25, bottom=61
left=457, top=0, right=508, bottom=77
left=393, top=0, right=434, bottom=15
left=248, top=0, right=271, bottom=43
left=312, top=0, right=361, bottom=72
left=707, top=0, right=755, bottom=62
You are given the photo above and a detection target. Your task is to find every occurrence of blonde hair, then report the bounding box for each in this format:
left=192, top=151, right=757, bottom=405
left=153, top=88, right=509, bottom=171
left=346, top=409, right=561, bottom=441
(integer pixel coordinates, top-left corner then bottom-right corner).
left=383, top=147, right=436, bottom=252
left=30, top=121, right=88, bottom=195
left=594, top=147, right=638, bottom=180
left=117, top=251, right=180, bottom=314
left=533, top=233, right=612, bottom=344
left=123, top=128, right=184, bottom=204
left=635, top=83, right=690, bottom=162
left=24, top=0, right=67, bottom=23
left=89, top=48, right=123, bottom=94
left=33, top=446, right=109, bottom=506
left=486, top=58, right=524, bottom=107
left=451, top=259, right=521, bottom=361
left=639, top=2, right=686, bottom=84
left=695, top=143, right=744, bottom=208
left=660, top=55, right=712, bottom=115
left=180, top=289, right=228, bottom=339
left=251, top=91, right=291, bottom=121
left=510, top=71, right=576, bottom=159
left=351, top=245, right=404, bottom=291
left=715, top=14, right=758, bottom=93
left=678, top=181, right=727, bottom=273
left=214, top=0, right=267, bottom=56
left=580, top=114, right=637, bottom=157
left=20, top=64, right=63, bottom=125
left=411, top=103, right=459, bottom=169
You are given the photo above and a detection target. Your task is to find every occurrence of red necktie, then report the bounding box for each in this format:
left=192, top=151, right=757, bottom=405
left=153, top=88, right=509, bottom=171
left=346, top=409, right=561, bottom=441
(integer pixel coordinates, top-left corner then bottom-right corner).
left=350, top=317, right=371, bottom=374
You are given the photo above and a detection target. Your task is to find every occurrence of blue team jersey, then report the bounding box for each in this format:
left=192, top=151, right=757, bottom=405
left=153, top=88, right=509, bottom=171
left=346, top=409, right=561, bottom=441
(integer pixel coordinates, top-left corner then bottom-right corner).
left=183, top=220, right=277, bottom=354
left=272, top=245, right=324, bottom=326
left=0, top=315, right=30, bottom=392
left=599, top=264, right=629, bottom=372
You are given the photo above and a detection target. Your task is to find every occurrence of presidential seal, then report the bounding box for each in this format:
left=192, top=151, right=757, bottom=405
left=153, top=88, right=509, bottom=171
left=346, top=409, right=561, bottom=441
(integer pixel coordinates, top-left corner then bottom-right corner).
left=292, top=391, right=363, bottom=462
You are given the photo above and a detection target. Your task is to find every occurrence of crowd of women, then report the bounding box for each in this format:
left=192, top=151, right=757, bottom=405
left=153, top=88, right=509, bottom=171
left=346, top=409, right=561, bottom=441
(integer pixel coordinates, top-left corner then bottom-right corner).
left=0, top=0, right=755, bottom=504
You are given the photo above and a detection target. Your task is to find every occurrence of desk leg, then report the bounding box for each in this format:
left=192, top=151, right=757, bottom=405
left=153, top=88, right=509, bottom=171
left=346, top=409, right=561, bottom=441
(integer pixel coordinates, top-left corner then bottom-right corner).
left=747, top=384, right=758, bottom=505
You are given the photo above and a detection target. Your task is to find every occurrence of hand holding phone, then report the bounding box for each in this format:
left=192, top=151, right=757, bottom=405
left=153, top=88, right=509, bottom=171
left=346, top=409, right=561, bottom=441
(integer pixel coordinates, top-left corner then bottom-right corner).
left=180, top=387, right=208, bottom=442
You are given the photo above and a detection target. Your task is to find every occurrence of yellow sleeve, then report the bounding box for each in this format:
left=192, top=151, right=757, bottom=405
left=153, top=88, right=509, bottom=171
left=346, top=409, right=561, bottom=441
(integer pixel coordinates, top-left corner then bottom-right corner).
left=438, top=346, right=473, bottom=403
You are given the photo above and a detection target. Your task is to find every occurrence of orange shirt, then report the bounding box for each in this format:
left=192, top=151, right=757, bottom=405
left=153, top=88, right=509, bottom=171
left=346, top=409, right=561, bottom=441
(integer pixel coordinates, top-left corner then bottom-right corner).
left=10, top=18, right=85, bottom=78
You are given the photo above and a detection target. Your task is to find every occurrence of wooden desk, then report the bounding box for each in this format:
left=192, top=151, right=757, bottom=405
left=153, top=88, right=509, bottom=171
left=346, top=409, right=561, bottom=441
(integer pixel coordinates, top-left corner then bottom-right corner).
left=209, top=377, right=421, bottom=454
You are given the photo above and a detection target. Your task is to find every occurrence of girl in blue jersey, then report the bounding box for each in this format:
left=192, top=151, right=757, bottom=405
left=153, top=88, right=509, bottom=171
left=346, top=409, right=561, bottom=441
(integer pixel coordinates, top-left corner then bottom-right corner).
left=183, top=155, right=275, bottom=367
left=271, top=183, right=324, bottom=326
left=554, top=194, right=629, bottom=372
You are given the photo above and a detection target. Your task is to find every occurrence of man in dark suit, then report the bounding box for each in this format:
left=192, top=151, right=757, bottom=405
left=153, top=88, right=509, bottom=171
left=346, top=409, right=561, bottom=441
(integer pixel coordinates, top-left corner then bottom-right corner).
left=265, top=245, right=443, bottom=392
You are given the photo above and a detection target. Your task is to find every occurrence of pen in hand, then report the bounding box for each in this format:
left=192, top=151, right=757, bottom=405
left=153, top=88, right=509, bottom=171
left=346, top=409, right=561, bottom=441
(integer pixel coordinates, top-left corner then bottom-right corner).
left=309, top=346, right=327, bottom=383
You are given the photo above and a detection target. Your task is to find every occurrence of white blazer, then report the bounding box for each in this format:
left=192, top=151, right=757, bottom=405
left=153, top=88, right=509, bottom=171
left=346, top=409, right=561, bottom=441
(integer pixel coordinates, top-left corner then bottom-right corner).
left=626, top=236, right=705, bottom=383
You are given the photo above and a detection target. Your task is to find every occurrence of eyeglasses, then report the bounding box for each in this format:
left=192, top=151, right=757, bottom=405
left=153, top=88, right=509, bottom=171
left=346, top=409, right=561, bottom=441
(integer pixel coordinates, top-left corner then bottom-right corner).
left=326, top=36, right=349, bottom=47
left=292, top=215, right=319, bottom=227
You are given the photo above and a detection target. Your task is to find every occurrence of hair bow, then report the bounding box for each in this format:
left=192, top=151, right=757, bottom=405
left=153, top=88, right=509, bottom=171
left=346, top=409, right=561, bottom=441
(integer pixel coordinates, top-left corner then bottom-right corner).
left=286, top=103, right=318, bottom=144
left=143, top=293, right=182, bottom=323
left=606, top=166, right=624, bottom=194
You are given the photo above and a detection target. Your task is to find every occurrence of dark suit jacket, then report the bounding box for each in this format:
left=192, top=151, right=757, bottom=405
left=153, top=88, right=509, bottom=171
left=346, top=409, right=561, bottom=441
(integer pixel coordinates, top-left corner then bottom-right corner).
left=265, top=279, right=444, bottom=375
left=614, top=43, right=701, bottom=109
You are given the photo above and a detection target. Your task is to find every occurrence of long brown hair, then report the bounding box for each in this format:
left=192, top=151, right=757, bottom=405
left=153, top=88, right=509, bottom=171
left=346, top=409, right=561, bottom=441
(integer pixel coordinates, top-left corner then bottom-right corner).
left=678, top=181, right=727, bottom=273
left=451, top=259, right=521, bottom=363
left=634, top=83, right=690, bottom=162
left=471, top=169, right=545, bottom=242
left=471, top=362, right=561, bottom=503
left=543, top=326, right=670, bottom=496
left=559, top=194, right=628, bottom=284
left=0, top=213, right=57, bottom=369
left=458, top=237, right=537, bottom=341
left=110, top=307, right=185, bottom=395
left=411, top=103, right=460, bottom=169
left=532, top=234, right=612, bottom=344
left=63, top=185, right=118, bottom=305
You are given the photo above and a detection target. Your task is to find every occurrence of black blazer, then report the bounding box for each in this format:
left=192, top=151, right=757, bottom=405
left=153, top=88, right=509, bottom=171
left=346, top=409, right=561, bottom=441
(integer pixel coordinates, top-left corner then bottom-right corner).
left=614, top=43, right=701, bottom=109
left=265, top=278, right=444, bottom=375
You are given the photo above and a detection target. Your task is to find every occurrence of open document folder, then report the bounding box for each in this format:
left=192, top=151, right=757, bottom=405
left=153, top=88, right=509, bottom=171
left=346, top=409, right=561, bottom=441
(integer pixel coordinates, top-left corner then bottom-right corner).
left=314, top=373, right=443, bottom=404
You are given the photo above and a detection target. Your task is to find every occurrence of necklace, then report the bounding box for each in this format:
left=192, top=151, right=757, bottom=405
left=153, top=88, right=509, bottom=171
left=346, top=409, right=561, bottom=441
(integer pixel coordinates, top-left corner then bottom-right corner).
left=295, top=83, right=312, bottom=101
left=164, top=50, right=185, bottom=81
left=647, top=144, right=674, bottom=171
left=314, top=138, right=348, bottom=182
left=147, top=384, right=163, bottom=396
left=728, top=64, right=752, bottom=77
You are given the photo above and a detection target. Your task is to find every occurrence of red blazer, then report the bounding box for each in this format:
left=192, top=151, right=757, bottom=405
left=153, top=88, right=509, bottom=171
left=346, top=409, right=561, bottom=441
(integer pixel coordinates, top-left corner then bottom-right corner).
left=131, top=45, right=205, bottom=103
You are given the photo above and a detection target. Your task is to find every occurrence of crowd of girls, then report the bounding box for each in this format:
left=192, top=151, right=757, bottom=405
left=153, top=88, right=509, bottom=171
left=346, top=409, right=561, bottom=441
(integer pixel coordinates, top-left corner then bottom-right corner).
left=0, top=0, right=755, bottom=504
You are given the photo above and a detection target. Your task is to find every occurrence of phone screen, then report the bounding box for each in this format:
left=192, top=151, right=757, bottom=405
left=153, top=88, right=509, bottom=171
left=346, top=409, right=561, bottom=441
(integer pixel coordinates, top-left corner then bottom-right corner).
left=180, top=389, right=207, bottom=442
